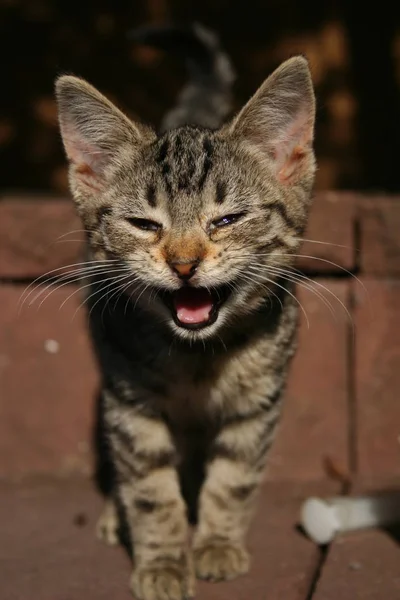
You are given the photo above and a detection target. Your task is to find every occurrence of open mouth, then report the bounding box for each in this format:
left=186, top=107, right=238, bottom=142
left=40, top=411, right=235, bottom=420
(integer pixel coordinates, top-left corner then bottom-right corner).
left=162, top=285, right=231, bottom=330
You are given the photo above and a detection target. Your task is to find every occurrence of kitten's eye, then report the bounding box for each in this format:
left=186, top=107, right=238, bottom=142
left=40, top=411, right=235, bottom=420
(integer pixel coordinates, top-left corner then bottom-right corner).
left=126, top=218, right=162, bottom=232
left=211, top=213, right=246, bottom=229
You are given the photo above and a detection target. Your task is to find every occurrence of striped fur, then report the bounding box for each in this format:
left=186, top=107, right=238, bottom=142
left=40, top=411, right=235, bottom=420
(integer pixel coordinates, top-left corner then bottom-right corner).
left=56, top=25, right=316, bottom=600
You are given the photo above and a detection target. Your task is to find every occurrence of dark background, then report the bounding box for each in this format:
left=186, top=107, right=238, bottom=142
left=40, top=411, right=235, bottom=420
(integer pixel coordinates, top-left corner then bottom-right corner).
left=1, top=0, right=400, bottom=194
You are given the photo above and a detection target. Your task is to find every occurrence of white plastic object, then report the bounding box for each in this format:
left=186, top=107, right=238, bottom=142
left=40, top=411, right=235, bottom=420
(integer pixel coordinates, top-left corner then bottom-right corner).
left=300, top=494, right=400, bottom=545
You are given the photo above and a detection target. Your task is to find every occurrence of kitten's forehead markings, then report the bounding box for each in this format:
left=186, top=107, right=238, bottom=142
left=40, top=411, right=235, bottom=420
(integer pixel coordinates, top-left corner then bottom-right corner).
left=146, top=184, right=157, bottom=208
left=155, top=138, right=172, bottom=197
left=197, top=136, right=214, bottom=192
left=154, top=128, right=217, bottom=199
left=215, top=181, right=227, bottom=205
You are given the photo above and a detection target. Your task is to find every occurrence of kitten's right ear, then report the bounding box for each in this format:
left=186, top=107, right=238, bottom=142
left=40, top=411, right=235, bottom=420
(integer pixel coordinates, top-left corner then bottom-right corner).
left=227, top=56, right=316, bottom=186
left=55, top=76, right=150, bottom=192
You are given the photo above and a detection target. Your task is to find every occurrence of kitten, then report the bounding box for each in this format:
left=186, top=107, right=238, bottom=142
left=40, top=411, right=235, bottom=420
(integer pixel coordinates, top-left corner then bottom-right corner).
left=56, top=23, right=316, bottom=600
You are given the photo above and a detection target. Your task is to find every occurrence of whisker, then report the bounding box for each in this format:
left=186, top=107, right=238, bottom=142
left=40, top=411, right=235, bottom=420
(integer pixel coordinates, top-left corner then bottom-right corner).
left=253, top=264, right=353, bottom=325
left=147, top=286, right=160, bottom=307
left=100, top=274, right=138, bottom=321
left=29, top=267, right=122, bottom=311
left=241, top=271, right=310, bottom=328
left=124, top=286, right=134, bottom=316
left=284, top=254, right=366, bottom=290
left=18, top=259, right=119, bottom=310
left=133, top=283, right=151, bottom=310
left=226, top=280, right=241, bottom=296
left=248, top=264, right=333, bottom=311
left=238, top=272, right=284, bottom=313
left=116, top=281, right=139, bottom=316
left=59, top=272, right=127, bottom=311
left=248, top=266, right=337, bottom=321
left=74, top=273, right=132, bottom=321
left=110, top=282, right=130, bottom=312
left=215, top=333, right=228, bottom=352
left=54, top=239, right=87, bottom=244
left=297, top=237, right=355, bottom=250
left=168, top=335, right=177, bottom=357
left=35, top=264, right=119, bottom=292
left=99, top=281, right=129, bottom=323
left=52, top=229, right=89, bottom=242
left=239, top=252, right=366, bottom=292
left=73, top=281, right=115, bottom=322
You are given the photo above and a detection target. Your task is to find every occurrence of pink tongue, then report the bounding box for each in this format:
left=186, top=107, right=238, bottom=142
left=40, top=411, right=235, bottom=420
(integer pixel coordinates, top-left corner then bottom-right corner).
left=173, top=288, right=214, bottom=325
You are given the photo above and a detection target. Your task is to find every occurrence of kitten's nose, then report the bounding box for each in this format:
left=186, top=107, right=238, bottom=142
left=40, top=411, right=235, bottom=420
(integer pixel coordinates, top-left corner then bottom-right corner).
left=169, top=259, right=199, bottom=280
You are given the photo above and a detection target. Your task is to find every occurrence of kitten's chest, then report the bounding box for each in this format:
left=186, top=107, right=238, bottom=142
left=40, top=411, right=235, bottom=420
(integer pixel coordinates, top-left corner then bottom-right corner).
left=161, top=377, right=220, bottom=425
left=157, top=347, right=273, bottom=426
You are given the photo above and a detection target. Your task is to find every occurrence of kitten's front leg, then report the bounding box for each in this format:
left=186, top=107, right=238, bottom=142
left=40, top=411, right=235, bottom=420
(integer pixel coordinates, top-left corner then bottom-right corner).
left=105, top=392, right=194, bottom=600
left=193, top=409, right=278, bottom=582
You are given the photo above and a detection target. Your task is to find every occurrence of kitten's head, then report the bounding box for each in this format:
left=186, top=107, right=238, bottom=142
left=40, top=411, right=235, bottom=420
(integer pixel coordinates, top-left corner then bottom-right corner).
left=56, top=57, right=315, bottom=341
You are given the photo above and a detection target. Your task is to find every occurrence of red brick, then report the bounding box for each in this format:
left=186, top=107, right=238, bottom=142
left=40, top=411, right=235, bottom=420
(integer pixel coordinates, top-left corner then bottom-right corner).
left=354, top=278, right=400, bottom=479
left=0, top=479, right=324, bottom=600
left=297, top=192, right=357, bottom=273
left=0, top=196, right=82, bottom=279
left=313, top=529, right=400, bottom=600
left=0, top=284, right=98, bottom=477
left=359, top=197, right=400, bottom=275
left=267, top=280, right=351, bottom=482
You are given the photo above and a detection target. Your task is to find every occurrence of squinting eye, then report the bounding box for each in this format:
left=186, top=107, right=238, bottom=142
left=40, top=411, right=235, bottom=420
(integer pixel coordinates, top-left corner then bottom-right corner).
left=126, top=217, right=162, bottom=232
left=211, top=212, right=246, bottom=229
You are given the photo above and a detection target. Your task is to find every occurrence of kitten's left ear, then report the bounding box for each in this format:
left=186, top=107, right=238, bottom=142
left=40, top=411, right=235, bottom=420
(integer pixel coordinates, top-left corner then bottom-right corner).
left=228, top=56, right=316, bottom=185
left=56, top=76, right=151, bottom=192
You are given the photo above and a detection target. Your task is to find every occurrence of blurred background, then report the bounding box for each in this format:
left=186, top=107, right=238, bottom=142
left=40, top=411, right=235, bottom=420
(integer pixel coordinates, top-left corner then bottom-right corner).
left=1, top=0, right=400, bottom=195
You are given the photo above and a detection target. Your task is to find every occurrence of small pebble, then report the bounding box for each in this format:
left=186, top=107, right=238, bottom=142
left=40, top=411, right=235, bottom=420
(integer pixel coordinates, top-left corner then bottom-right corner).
left=44, top=339, right=60, bottom=354
left=349, top=561, right=362, bottom=571
left=73, top=512, right=88, bottom=527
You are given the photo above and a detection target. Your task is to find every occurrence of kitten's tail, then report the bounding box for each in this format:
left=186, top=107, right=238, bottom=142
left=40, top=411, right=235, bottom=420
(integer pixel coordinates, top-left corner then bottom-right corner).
left=129, top=23, right=235, bottom=132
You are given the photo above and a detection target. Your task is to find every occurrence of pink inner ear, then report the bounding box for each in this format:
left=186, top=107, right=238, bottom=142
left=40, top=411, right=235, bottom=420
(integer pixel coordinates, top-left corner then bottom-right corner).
left=61, top=125, right=107, bottom=190
left=277, top=145, right=308, bottom=183
left=63, top=130, right=103, bottom=170
left=75, top=162, right=104, bottom=192
left=272, top=109, right=313, bottom=184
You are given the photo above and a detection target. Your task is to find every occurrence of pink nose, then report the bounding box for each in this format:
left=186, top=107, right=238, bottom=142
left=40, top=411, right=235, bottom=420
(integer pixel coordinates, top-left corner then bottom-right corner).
left=169, top=260, right=199, bottom=280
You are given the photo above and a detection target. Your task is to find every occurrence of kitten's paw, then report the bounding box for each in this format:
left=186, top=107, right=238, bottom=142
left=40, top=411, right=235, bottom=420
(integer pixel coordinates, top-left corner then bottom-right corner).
left=130, top=560, right=195, bottom=600
left=96, top=499, right=119, bottom=546
left=193, top=542, right=250, bottom=582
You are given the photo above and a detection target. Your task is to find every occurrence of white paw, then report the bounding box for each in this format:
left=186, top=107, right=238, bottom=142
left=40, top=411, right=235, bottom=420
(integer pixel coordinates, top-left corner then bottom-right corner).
left=96, top=499, right=119, bottom=546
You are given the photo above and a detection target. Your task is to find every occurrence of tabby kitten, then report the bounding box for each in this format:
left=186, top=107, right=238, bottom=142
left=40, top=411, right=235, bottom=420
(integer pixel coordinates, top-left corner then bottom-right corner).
left=56, top=24, right=316, bottom=600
